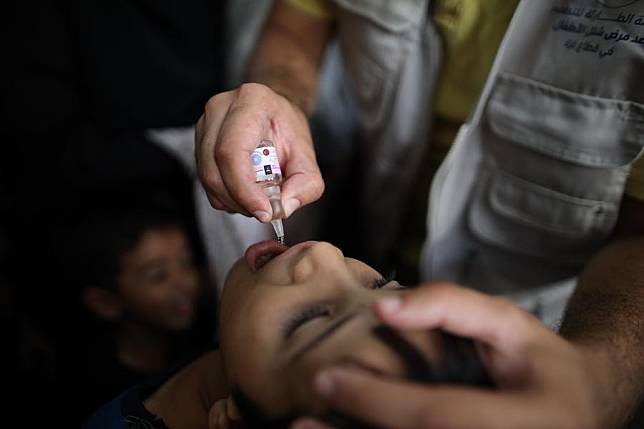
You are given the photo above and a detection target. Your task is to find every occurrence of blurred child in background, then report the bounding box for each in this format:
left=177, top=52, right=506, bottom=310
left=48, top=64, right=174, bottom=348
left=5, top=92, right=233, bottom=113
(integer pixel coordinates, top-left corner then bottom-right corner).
left=61, top=207, right=216, bottom=423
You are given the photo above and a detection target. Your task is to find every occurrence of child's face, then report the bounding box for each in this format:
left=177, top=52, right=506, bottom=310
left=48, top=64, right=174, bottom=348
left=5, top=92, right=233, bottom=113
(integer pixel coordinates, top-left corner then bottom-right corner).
left=116, top=227, right=201, bottom=331
left=219, top=241, right=442, bottom=419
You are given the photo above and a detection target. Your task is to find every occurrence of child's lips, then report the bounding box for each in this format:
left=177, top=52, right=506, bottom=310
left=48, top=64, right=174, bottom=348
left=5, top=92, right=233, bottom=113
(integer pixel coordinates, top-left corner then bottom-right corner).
left=244, top=240, right=289, bottom=271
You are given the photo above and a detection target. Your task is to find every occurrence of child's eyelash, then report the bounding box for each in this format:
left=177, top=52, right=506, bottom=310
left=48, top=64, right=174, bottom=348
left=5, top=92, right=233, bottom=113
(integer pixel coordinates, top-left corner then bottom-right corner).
left=284, top=272, right=401, bottom=338
left=284, top=305, right=329, bottom=338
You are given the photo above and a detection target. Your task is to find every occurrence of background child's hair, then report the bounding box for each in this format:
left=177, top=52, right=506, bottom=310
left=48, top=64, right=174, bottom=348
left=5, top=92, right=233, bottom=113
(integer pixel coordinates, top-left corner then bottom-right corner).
left=62, top=206, right=187, bottom=292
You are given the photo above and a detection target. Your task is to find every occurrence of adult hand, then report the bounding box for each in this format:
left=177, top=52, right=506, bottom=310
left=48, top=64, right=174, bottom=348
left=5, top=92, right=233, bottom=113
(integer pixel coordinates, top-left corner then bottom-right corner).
left=195, top=83, right=324, bottom=222
left=292, top=284, right=607, bottom=429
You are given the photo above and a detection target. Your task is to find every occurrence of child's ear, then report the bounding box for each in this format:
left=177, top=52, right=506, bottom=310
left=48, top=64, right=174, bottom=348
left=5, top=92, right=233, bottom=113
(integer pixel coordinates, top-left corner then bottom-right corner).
left=81, top=286, right=123, bottom=321
left=209, top=396, right=242, bottom=429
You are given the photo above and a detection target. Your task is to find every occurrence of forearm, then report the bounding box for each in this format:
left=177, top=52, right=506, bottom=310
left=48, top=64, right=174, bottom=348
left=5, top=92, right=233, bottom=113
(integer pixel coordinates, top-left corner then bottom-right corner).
left=246, top=1, right=333, bottom=116
left=560, top=235, right=644, bottom=426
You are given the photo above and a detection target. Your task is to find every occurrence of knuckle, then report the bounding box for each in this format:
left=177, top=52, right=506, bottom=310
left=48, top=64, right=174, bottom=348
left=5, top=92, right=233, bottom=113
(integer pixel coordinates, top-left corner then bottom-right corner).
left=238, top=82, right=269, bottom=98
left=213, top=143, right=234, bottom=164
left=201, top=171, right=222, bottom=192
left=208, top=197, right=226, bottom=211
left=310, top=177, right=325, bottom=199
left=204, top=93, right=227, bottom=113
left=275, top=91, right=294, bottom=110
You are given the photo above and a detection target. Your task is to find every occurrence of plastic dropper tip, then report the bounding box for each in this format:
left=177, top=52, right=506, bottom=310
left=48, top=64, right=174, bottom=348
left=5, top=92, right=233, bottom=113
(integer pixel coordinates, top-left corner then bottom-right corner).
left=271, top=219, right=285, bottom=245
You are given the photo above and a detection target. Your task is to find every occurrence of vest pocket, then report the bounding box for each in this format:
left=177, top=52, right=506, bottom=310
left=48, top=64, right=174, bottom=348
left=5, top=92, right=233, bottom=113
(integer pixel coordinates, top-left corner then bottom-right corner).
left=468, top=73, right=644, bottom=264
left=469, top=168, right=619, bottom=264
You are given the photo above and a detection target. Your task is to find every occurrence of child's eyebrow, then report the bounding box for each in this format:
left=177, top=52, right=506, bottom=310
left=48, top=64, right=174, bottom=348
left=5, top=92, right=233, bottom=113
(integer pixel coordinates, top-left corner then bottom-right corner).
left=289, top=312, right=359, bottom=363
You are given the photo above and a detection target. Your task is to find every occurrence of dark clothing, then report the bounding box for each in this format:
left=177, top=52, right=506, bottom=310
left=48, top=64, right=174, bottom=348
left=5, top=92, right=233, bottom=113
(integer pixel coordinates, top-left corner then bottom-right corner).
left=3, top=1, right=225, bottom=426
left=71, top=328, right=215, bottom=424
left=5, top=0, right=225, bottom=211
left=83, top=375, right=171, bottom=429
left=72, top=340, right=151, bottom=423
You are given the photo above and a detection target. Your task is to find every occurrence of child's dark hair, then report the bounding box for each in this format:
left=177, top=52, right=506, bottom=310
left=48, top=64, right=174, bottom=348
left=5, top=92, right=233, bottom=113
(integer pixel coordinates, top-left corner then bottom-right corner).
left=232, top=327, right=494, bottom=429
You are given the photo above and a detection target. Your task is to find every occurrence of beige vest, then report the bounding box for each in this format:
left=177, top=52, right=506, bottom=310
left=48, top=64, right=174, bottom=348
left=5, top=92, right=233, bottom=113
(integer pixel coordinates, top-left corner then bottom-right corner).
left=333, top=0, right=440, bottom=266
left=333, top=0, right=644, bottom=322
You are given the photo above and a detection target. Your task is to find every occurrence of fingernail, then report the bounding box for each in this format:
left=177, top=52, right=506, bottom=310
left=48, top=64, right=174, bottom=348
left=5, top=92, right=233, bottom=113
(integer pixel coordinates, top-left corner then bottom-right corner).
left=284, top=198, right=301, bottom=217
left=376, top=297, right=402, bottom=314
left=253, top=211, right=271, bottom=223
left=314, top=371, right=336, bottom=398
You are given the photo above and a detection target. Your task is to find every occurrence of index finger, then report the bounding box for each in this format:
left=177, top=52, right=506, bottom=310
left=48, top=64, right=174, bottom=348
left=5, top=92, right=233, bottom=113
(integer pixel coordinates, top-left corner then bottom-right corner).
left=197, top=92, right=253, bottom=215
left=374, top=283, right=543, bottom=351
left=215, top=103, right=274, bottom=218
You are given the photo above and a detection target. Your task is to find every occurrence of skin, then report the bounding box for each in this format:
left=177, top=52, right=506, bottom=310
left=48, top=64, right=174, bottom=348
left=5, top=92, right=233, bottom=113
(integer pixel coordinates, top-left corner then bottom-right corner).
left=117, top=227, right=201, bottom=332
left=83, top=227, right=203, bottom=373
left=219, top=241, right=441, bottom=418
left=145, top=350, right=227, bottom=429
left=198, top=1, right=644, bottom=426
left=293, top=284, right=600, bottom=429
left=107, top=227, right=203, bottom=373
left=145, top=241, right=446, bottom=428
left=195, top=0, right=330, bottom=221
left=293, top=197, right=644, bottom=429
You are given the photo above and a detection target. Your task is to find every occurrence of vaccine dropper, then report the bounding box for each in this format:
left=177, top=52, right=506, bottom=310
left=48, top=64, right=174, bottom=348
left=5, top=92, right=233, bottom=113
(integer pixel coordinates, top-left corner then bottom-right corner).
left=251, top=139, right=285, bottom=244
